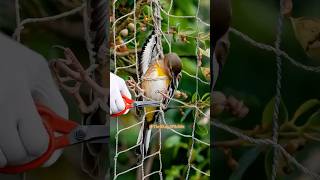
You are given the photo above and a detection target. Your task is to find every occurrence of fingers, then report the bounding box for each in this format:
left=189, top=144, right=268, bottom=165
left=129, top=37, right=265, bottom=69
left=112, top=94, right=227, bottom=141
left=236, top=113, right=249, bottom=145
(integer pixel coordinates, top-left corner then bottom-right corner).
left=119, top=79, right=132, bottom=99
left=118, top=78, right=131, bottom=114
left=0, top=148, right=7, bottom=168
left=115, top=92, right=126, bottom=114
left=110, top=72, right=132, bottom=115
left=111, top=88, right=126, bottom=114
left=112, top=72, right=132, bottom=99
left=29, top=80, right=67, bottom=166
left=30, top=61, right=68, bottom=119
left=110, top=96, right=118, bottom=114
left=18, top=96, right=49, bottom=158
left=0, top=123, right=28, bottom=166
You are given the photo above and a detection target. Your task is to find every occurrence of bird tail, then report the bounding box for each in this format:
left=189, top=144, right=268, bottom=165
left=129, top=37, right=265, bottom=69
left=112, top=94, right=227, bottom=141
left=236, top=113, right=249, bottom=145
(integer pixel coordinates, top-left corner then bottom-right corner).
left=136, top=122, right=152, bottom=156
left=136, top=109, right=161, bottom=157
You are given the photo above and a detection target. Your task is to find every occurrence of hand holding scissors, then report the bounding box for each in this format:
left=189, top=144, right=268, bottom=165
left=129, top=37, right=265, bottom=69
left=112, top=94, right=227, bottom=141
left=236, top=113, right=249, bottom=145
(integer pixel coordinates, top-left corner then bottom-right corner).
left=0, top=103, right=108, bottom=174
left=111, top=95, right=160, bottom=117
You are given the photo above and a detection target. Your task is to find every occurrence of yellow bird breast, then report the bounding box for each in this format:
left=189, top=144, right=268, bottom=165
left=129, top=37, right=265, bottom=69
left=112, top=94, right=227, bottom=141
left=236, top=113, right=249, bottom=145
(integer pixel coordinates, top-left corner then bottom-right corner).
left=141, top=62, right=170, bottom=101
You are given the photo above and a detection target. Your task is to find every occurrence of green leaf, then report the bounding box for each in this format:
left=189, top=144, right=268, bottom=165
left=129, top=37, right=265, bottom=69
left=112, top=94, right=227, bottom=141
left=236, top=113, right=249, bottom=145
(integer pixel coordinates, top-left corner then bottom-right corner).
left=173, top=145, right=180, bottom=158
left=261, top=97, right=288, bottom=130
left=142, top=5, right=152, bottom=16
left=292, top=99, right=320, bottom=122
left=181, top=108, right=192, bottom=122
left=201, top=92, right=211, bottom=101
left=165, top=176, right=174, bottom=180
left=165, top=165, right=184, bottom=179
left=303, top=110, right=320, bottom=130
left=264, top=148, right=273, bottom=180
left=199, top=48, right=210, bottom=58
left=264, top=148, right=285, bottom=180
left=196, top=154, right=205, bottom=163
left=229, top=146, right=262, bottom=180
left=191, top=93, right=199, bottom=103
left=179, top=142, right=189, bottom=149
left=165, top=135, right=181, bottom=148
left=174, top=34, right=178, bottom=43
left=196, top=124, right=208, bottom=137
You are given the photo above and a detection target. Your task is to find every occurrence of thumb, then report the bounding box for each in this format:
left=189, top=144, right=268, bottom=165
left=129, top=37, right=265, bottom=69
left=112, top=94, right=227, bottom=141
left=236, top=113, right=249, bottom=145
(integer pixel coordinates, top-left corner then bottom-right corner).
left=18, top=95, right=49, bottom=160
left=30, top=61, right=68, bottom=166
left=119, top=79, right=131, bottom=99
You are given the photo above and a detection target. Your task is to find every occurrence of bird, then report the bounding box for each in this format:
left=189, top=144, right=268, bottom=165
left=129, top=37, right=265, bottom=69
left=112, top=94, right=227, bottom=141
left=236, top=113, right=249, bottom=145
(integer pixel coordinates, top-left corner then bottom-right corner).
left=211, top=0, right=232, bottom=90
left=136, top=31, right=182, bottom=156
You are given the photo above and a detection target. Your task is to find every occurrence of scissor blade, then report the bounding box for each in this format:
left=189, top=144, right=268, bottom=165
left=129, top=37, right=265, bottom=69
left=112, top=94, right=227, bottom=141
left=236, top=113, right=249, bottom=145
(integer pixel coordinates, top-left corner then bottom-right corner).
left=133, top=101, right=161, bottom=107
left=69, top=125, right=109, bottom=144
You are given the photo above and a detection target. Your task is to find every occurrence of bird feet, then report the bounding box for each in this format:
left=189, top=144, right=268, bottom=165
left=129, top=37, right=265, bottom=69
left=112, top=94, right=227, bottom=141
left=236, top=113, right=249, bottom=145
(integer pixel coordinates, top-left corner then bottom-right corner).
left=126, top=77, right=145, bottom=97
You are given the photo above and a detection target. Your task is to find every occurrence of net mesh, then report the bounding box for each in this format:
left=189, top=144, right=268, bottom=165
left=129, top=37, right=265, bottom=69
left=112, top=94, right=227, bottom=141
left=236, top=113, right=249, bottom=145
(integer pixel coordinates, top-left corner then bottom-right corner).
left=11, top=0, right=320, bottom=179
left=112, top=0, right=210, bottom=179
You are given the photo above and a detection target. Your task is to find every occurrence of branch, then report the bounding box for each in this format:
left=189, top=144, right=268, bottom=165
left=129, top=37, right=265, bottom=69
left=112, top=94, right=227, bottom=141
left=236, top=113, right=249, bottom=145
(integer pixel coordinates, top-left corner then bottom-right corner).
left=50, top=48, right=107, bottom=113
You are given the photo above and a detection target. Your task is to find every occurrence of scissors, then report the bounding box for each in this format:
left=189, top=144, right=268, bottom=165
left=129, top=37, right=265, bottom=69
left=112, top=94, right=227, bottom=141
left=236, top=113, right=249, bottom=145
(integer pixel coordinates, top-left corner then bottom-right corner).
left=111, top=95, right=161, bottom=117
left=0, top=103, right=108, bottom=174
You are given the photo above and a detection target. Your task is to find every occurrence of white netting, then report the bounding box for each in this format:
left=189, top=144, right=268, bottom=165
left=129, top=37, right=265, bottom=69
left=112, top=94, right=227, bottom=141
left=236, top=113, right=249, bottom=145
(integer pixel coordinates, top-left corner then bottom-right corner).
left=112, top=0, right=210, bottom=179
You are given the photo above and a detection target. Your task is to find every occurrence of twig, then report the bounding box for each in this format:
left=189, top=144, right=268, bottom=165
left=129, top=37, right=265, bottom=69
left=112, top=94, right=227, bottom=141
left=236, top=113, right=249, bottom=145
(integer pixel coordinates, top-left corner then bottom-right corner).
left=111, top=48, right=142, bottom=57
left=50, top=48, right=107, bottom=113
left=13, top=4, right=85, bottom=40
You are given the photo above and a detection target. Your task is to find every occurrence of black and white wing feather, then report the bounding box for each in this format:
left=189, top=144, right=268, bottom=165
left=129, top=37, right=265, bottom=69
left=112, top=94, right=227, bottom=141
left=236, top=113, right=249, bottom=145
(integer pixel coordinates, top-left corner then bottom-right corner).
left=138, top=31, right=161, bottom=79
left=162, top=74, right=181, bottom=109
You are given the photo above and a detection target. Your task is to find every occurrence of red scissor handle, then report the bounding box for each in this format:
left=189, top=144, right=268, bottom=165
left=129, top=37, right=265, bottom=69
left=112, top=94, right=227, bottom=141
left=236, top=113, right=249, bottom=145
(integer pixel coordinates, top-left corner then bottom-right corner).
left=0, top=103, right=78, bottom=174
left=111, top=95, right=134, bottom=117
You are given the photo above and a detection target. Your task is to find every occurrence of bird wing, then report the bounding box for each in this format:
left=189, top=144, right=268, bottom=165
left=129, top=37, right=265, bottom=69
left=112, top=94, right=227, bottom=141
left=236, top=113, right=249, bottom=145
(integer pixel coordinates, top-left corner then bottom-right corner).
left=162, top=73, right=181, bottom=109
left=138, top=31, right=161, bottom=78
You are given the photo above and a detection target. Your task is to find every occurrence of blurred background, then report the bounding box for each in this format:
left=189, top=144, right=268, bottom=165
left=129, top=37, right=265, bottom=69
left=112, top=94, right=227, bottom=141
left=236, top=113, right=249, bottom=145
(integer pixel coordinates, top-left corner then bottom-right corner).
left=213, top=0, right=320, bottom=179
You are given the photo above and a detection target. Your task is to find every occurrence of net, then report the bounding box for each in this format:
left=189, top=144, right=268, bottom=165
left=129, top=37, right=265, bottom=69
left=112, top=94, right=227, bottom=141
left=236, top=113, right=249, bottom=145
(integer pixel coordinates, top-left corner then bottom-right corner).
left=111, top=0, right=210, bottom=179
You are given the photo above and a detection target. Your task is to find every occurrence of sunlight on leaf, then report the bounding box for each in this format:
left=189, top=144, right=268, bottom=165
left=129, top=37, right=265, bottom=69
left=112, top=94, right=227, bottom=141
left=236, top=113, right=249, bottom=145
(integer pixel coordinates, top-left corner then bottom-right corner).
left=165, top=135, right=181, bottom=148
left=201, top=67, right=211, bottom=81
left=199, top=47, right=210, bottom=58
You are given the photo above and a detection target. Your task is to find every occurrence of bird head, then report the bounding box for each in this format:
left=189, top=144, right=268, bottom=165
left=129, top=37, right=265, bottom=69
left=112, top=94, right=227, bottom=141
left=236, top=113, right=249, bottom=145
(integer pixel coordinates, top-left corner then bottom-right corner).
left=164, top=53, right=182, bottom=79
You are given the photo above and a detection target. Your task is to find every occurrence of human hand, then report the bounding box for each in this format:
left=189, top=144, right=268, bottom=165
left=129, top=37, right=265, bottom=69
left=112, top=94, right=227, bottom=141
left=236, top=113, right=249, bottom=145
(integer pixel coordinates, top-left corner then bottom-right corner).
left=110, top=73, right=132, bottom=115
left=0, top=33, right=68, bottom=169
